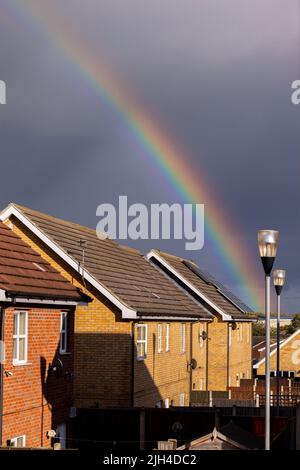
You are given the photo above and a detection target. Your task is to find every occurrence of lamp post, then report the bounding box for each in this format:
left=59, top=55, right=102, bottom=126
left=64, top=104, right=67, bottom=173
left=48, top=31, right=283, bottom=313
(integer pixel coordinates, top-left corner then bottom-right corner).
left=273, top=269, right=286, bottom=413
left=258, top=230, right=279, bottom=450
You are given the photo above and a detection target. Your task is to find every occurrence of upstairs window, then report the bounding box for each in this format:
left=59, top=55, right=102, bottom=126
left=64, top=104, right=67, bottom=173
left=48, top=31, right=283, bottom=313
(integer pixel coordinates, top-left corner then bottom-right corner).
left=13, top=311, right=28, bottom=364
left=165, top=323, right=170, bottom=352
left=59, top=312, right=68, bottom=354
left=157, top=324, right=162, bottom=353
left=137, top=324, right=147, bottom=359
left=199, top=324, right=204, bottom=348
left=181, top=323, right=185, bottom=353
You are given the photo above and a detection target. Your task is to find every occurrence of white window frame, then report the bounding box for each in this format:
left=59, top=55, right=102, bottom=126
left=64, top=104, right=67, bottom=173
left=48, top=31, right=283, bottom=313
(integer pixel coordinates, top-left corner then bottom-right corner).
left=137, top=324, right=147, bottom=360
left=164, top=398, right=170, bottom=409
left=179, top=393, right=185, bottom=406
left=59, top=311, right=68, bottom=354
left=13, top=311, right=28, bottom=365
left=10, top=435, right=26, bottom=447
left=181, top=323, right=185, bottom=353
left=157, top=323, right=162, bottom=353
left=228, top=324, right=232, bottom=347
left=165, top=323, right=170, bottom=352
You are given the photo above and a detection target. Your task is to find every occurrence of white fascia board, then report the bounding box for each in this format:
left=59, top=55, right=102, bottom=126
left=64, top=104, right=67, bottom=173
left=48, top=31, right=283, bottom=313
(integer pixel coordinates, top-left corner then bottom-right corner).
left=0, top=205, right=137, bottom=319
left=146, top=250, right=231, bottom=321
left=253, top=328, right=300, bottom=369
left=0, top=289, right=88, bottom=306
left=136, top=315, right=211, bottom=322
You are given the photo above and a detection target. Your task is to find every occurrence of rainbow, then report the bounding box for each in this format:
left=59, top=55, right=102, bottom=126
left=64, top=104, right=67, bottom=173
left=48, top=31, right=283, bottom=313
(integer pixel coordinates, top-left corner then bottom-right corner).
left=7, top=0, right=263, bottom=310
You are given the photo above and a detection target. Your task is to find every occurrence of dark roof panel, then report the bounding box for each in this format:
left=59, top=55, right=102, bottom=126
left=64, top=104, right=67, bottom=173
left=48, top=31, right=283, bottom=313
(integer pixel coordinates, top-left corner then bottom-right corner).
left=0, top=222, right=88, bottom=302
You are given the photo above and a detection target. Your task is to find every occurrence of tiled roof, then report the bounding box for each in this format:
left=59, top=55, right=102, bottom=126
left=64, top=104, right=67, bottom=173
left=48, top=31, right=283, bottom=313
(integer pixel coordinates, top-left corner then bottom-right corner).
left=5, top=204, right=211, bottom=319
left=0, top=222, right=88, bottom=302
left=148, top=250, right=255, bottom=320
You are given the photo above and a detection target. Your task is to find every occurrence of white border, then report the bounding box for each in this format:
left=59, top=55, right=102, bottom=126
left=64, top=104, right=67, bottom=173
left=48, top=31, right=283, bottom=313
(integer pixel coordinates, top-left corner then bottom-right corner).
left=146, top=250, right=232, bottom=320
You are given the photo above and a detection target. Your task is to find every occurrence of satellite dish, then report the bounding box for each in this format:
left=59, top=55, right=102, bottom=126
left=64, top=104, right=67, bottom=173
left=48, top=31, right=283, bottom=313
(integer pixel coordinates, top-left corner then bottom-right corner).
left=190, top=358, right=197, bottom=370
left=231, top=322, right=238, bottom=331
left=51, top=358, right=64, bottom=378
left=200, top=331, right=208, bottom=341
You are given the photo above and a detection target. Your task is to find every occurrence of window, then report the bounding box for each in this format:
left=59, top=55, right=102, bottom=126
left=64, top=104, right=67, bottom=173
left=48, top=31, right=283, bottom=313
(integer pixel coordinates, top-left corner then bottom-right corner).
left=13, top=311, right=27, bottom=364
left=179, top=393, right=185, bottom=406
left=137, top=324, right=147, bottom=359
left=164, top=398, right=170, bottom=409
left=247, top=323, right=250, bottom=344
left=199, top=378, right=203, bottom=390
left=199, top=324, right=204, bottom=348
left=240, top=323, right=243, bottom=342
left=228, top=324, right=231, bottom=347
left=157, top=323, right=162, bottom=353
left=165, top=323, right=170, bottom=352
left=9, top=435, right=26, bottom=447
left=181, top=323, right=185, bottom=353
left=59, top=312, right=68, bottom=354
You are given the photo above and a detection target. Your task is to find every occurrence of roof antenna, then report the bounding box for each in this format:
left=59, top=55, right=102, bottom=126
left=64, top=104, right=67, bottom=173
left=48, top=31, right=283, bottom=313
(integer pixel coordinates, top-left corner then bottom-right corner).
left=79, top=239, right=87, bottom=289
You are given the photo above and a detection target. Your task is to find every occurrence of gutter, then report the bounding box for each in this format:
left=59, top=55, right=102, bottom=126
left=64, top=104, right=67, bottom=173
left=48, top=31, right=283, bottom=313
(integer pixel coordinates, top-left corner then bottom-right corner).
left=131, top=321, right=135, bottom=407
left=0, top=306, right=6, bottom=446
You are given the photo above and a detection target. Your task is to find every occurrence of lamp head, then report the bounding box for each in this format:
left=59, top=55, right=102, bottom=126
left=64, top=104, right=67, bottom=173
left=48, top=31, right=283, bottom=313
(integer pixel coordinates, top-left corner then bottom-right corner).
left=257, top=230, right=279, bottom=275
left=273, top=269, right=286, bottom=296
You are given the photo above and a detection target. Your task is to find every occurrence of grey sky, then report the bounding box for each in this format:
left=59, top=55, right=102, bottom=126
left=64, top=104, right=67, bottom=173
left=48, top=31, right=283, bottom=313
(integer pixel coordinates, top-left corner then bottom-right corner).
left=0, top=0, right=299, bottom=312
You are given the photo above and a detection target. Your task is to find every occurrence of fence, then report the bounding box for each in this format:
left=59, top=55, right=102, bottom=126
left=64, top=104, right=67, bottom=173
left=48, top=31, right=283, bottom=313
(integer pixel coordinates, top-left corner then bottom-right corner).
left=191, top=379, right=300, bottom=408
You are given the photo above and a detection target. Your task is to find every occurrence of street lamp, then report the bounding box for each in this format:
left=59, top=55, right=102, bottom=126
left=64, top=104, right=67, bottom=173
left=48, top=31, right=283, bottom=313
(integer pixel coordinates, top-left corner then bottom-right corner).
left=273, top=269, right=286, bottom=412
left=258, top=230, right=279, bottom=450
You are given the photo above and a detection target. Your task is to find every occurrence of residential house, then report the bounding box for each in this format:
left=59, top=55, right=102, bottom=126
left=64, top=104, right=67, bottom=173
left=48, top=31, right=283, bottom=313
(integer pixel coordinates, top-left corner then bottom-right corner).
left=253, top=328, right=300, bottom=378
left=146, top=250, right=255, bottom=390
left=0, top=222, right=90, bottom=448
left=0, top=204, right=213, bottom=408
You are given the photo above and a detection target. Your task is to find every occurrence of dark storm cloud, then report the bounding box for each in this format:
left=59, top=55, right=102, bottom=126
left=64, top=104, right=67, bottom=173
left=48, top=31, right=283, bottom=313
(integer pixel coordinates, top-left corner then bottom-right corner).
left=0, top=0, right=299, bottom=311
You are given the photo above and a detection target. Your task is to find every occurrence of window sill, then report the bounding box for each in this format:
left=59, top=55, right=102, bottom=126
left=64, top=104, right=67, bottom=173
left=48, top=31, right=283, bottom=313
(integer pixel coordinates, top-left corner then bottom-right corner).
left=13, top=361, right=32, bottom=367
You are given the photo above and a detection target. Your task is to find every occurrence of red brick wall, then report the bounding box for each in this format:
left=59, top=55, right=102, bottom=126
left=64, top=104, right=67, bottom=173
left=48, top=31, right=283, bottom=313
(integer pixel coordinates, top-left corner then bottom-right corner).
left=2, top=305, right=74, bottom=448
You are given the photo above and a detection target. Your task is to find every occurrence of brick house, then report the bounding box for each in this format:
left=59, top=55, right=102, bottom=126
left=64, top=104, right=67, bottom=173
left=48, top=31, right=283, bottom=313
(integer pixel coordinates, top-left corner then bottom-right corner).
left=0, top=222, right=90, bottom=448
left=0, top=203, right=255, bottom=407
left=146, top=250, right=256, bottom=390
left=254, top=329, right=300, bottom=378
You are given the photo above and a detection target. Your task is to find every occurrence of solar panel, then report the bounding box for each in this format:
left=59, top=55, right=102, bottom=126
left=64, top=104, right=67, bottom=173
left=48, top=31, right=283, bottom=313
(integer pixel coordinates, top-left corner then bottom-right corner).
left=182, top=260, right=253, bottom=313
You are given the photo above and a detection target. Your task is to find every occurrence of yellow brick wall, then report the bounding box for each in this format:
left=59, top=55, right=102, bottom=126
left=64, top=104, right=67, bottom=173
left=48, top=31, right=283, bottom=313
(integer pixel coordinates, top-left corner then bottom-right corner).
left=207, top=317, right=228, bottom=390
left=133, top=321, right=208, bottom=407
left=256, top=330, right=300, bottom=377
left=229, top=322, right=253, bottom=386
left=206, top=319, right=252, bottom=390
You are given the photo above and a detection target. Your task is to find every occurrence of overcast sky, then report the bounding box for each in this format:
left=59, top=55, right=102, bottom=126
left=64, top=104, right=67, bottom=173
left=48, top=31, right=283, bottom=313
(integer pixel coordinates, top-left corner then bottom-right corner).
left=0, top=0, right=299, bottom=312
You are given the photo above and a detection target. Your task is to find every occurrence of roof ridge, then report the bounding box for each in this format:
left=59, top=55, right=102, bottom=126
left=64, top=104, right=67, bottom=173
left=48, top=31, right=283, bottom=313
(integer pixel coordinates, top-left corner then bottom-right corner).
left=10, top=203, right=103, bottom=237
